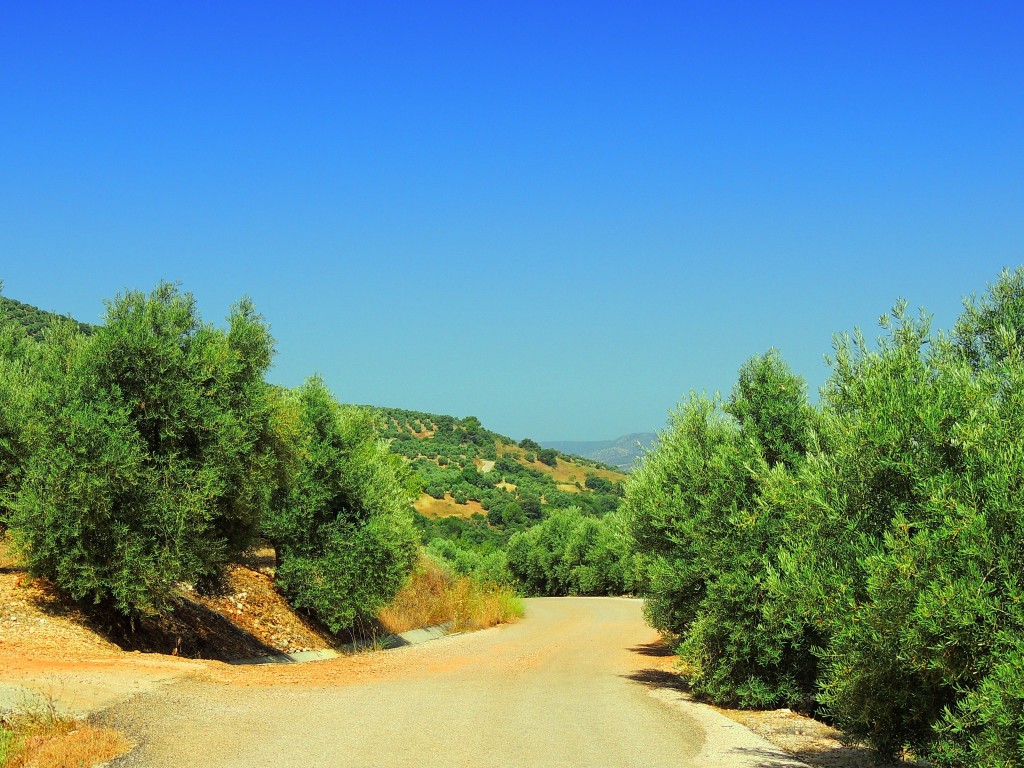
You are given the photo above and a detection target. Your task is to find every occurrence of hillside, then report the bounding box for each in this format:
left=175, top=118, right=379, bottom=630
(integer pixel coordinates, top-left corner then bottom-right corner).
left=371, top=407, right=627, bottom=526
left=0, top=293, right=627, bottom=530
left=543, top=432, right=656, bottom=472
left=0, top=295, right=93, bottom=339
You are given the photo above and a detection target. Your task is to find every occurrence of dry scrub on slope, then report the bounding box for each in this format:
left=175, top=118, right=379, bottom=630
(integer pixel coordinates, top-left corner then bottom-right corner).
left=378, top=557, right=523, bottom=634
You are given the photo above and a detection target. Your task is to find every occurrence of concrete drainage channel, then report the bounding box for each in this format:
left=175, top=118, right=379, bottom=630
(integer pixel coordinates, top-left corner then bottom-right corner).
left=230, top=622, right=455, bottom=665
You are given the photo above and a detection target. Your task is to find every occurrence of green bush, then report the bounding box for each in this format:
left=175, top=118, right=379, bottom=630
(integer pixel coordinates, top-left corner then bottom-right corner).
left=806, top=301, right=1024, bottom=762
left=10, top=284, right=278, bottom=616
left=426, top=538, right=513, bottom=585
left=584, top=475, right=613, bottom=493
left=624, top=351, right=819, bottom=709
left=265, top=377, right=418, bottom=635
left=507, top=507, right=635, bottom=596
left=626, top=270, right=1024, bottom=762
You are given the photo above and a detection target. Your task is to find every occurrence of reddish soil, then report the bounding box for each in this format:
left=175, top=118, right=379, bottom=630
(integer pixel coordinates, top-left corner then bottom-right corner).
left=0, top=540, right=333, bottom=664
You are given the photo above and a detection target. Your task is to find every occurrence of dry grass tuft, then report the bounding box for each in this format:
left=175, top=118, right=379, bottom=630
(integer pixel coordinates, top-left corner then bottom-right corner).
left=0, top=704, right=129, bottom=768
left=379, top=557, right=523, bottom=634
left=0, top=535, right=23, bottom=571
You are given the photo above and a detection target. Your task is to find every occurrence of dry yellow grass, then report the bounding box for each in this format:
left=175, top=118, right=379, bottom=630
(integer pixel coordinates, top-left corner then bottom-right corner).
left=412, top=493, right=487, bottom=519
left=378, top=558, right=523, bottom=634
left=0, top=536, right=21, bottom=570
left=1, top=710, right=129, bottom=768
left=495, top=444, right=626, bottom=485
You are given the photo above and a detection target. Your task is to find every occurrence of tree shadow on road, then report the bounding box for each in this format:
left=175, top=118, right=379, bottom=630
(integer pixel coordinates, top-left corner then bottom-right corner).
left=621, top=640, right=909, bottom=768
left=728, top=743, right=913, bottom=768
left=628, top=640, right=675, bottom=657
left=623, top=639, right=691, bottom=692
left=624, top=667, right=690, bottom=691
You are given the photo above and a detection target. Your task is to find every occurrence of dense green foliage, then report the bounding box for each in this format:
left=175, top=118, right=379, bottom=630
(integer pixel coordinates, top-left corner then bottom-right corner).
left=627, top=267, right=1024, bottom=764
left=507, top=507, right=639, bottom=596
left=264, top=378, right=419, bottom=635
left=0, top=284, right=418, bottom=635
left=9, top=284, right=279, bottom=615
left=626, top=351, right=816, bottom=708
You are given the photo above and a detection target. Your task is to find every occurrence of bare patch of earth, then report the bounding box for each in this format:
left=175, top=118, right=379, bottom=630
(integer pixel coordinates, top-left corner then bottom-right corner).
left=413, top=492, right=487, bottom=519
left=0, top=539, right=334, bottom=663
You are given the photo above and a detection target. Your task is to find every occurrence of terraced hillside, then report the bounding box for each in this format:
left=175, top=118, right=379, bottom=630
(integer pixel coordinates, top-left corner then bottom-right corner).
left=372, top=407, right=627, bottom=527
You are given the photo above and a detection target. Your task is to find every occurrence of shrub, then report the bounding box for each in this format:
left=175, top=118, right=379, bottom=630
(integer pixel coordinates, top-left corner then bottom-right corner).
left=584, top=475, right=613, bottom=493
left=265, top=377, right=418, bottom=635
left=625, top=350, right=818, bottom=709
left=537, top=448, right=558, bottom=467
left=807, top=302, right=1024, bottom=762
left=11, top=284, right=278, bottom=616
left=507, top=507, right=634, bottom=596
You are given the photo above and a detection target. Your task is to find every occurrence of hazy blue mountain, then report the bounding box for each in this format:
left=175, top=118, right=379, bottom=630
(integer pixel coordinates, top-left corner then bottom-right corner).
left=543, top=433, right=656, bottom=472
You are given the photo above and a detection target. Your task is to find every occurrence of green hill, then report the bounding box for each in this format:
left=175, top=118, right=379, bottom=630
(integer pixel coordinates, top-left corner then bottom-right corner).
left=370, top=407, right=627, bottom=527
left=0, top=295, right=94, bottom=340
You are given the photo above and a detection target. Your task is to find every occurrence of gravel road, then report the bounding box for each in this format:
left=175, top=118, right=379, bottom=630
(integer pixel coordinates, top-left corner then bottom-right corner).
left=104, top=597, right=806, bottom=768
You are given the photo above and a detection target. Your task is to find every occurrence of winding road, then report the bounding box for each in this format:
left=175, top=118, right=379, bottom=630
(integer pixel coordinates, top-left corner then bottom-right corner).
left=105, top=598, right=805, bottom=768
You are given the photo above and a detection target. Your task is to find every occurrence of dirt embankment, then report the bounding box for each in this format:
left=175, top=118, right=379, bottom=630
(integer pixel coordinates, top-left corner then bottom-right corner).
left=0, top=542, right=335, bottom=665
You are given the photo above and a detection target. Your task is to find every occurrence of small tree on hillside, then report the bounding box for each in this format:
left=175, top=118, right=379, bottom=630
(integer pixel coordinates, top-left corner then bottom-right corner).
left=537, top=448, right=558, bottom=467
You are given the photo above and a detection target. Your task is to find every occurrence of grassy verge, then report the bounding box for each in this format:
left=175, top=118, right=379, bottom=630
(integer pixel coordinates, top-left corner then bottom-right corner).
left=379, top=556, right=524, bottom=634
left=0, top=703, right=129, bottom=768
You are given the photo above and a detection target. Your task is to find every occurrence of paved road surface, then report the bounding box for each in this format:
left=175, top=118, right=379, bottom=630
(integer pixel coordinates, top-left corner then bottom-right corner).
left=105, top=598, right=804, bottom=768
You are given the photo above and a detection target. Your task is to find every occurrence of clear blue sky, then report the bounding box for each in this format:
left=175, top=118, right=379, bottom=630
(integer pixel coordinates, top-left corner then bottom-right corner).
left=2, top=2, right=1021, bottom=441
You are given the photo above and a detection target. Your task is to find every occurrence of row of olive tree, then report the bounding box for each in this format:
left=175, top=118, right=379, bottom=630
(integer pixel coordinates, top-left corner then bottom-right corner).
left=420, top=505, right=639, bottom=597
left=0, top=283, right=416, bottom=635
left=506, top=507, right=640, bottom=596
left=625, top=267, right=1024, bottom=765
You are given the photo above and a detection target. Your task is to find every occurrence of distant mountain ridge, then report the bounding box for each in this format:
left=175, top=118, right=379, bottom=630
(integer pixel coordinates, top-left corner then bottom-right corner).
left=543, top=433, right=656, bottom=472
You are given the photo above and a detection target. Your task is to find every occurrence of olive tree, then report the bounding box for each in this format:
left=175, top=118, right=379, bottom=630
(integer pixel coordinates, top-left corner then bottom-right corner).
left=265, top=377, right=418, bottom=635
left=10, top=283, right=278, bottom=616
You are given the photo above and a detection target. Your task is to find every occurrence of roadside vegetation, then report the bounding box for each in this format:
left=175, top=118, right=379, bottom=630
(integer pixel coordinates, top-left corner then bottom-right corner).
left=0, top=281, right=540, bottom=660
left=0, top=702, right=128, bottom=768
left=625, top=266, right=1024, bottom=765
left=378, top=555, right=523, bottom=634
left=0, top=282, right=417, bottom=643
